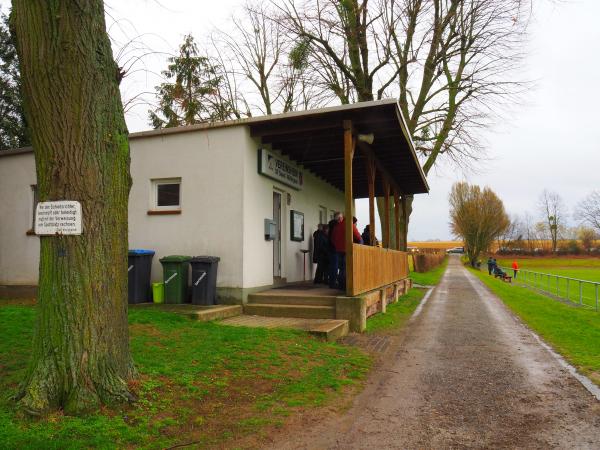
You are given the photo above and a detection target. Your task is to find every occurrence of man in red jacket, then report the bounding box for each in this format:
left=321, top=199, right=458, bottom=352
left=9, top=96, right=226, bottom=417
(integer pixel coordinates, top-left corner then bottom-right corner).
left=328, top=212, right=362, bottom=290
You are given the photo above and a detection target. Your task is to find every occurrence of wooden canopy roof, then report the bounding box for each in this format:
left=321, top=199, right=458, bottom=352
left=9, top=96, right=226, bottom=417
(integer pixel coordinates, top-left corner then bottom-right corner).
left=2, top=99, right=429, bottom=198
left=249, top=99, right=429, bottom=198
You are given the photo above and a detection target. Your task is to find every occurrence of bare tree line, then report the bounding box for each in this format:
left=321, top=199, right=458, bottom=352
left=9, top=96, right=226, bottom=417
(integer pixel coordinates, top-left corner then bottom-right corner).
left=136, top=0, right=534, bottom=233
left=496, top=189, right=600, bottom=255
left=200, top=0, right=531, bottom=174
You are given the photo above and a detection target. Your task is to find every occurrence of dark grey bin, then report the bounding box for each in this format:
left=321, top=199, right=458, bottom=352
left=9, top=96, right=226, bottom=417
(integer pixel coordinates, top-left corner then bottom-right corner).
left=128, top=249, right=155, bottom=304
left=190, top=256, right=220, bottom=305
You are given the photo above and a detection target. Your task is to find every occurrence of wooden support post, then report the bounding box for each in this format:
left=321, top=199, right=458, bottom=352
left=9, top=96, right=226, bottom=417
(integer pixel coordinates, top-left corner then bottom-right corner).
left=383, top=178, right=390, bottom=248
left=401, top=195, right=408, bottom=251
left=343, top=120, right=355, bottom=296
left=394, top=191, right=401, bottom=251
left=366, top=156, right=376, bottom=246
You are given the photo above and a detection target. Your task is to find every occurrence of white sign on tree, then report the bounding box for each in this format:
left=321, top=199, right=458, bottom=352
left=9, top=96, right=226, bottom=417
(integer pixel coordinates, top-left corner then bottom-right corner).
left=35, top=201, right=82, bottom=235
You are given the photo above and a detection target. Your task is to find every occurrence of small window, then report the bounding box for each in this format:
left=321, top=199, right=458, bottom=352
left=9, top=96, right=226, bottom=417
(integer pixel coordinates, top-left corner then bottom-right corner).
left=151, top=178, right=181, bottom=210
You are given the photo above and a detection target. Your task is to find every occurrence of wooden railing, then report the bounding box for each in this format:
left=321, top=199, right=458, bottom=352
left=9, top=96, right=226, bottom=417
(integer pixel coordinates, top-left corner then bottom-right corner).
left=350, top=244, right=409, bottom=296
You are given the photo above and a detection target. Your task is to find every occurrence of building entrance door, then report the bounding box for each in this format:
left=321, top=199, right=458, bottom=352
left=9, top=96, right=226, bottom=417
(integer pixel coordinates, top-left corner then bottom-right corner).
left=319, top=206, right=328, bottom=226
left=273, top=191, right=282, bottom=278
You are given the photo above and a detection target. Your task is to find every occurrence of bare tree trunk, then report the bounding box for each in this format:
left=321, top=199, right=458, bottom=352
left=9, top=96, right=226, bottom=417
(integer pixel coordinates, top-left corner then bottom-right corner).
left=377, top=195, right=413, bottom=250
left=12, top=0, right=135, bottom=415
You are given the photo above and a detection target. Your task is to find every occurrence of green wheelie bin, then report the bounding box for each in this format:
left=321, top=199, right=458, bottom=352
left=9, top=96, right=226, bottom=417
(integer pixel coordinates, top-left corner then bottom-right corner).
left=159, top=255, right=191, bottom=304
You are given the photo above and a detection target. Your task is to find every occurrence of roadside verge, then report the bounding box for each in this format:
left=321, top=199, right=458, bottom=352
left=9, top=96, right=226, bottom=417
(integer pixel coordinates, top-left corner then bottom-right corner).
left=470, top=268, right=600, bottom=388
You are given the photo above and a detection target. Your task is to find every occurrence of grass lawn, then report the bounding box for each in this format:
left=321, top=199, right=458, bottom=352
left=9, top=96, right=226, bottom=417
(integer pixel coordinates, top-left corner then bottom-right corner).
left=409, top=257, right=448, bottom=286
left=366, top=288, right=425, bottom=334
left=495, top=257, right=600, bottom=270
left=0, top=304, right=371, bottom=449
left=495, top=257, right=600, bottom=308
left=471, top=268, right=600, bottom=387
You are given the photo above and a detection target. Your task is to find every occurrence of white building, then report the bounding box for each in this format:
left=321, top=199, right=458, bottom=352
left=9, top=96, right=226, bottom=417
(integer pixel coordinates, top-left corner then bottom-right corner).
left=0, top=100, right=428, bottom=309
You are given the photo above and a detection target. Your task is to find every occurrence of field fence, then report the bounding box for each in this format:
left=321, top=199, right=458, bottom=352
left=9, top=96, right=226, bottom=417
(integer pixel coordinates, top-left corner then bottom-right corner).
left=499, top=266, right=599, bottom=312
left=412, top=252, right=446, bottom=273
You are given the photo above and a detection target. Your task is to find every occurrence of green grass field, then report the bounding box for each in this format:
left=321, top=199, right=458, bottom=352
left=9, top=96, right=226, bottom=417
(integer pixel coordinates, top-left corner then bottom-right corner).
left=0, top=305, right=370, bottom=449
left=366, top=288, right=425, bottom=333
left=495, top=257, right=600, bottom=309
left=471, top=268, right=600, bottom=387
left=409, top=257, right=448, bottom=286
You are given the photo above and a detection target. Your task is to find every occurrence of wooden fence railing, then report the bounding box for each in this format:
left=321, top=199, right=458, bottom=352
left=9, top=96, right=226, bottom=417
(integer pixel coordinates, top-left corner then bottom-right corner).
left=351, top=244, right=409, bottom=296
left=411, top=252, right=446, bottom=273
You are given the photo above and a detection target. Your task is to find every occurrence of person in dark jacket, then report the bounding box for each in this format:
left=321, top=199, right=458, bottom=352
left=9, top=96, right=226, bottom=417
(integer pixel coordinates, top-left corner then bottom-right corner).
left=312, top=224, right=329, bottom=284
left=327, top=215, right=339, bottom=288
left=361, top=224, right=378, bottom=246
left=312, top=224, right=322, bottom=264
left=487, top=257, right=494, bottom=275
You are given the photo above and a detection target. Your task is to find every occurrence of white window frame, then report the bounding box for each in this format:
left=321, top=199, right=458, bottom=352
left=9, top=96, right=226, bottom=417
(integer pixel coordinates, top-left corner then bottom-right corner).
left=150, top=178, right=182, bottom=211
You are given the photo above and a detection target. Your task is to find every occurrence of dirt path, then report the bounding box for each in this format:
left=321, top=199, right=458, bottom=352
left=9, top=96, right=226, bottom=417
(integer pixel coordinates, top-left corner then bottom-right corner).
left=268, top=256, right=600, bottom=449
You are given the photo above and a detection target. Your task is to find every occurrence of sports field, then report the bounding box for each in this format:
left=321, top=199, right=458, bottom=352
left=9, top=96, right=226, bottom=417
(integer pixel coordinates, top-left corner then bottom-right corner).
left=495, top=257, right=600, bottom=309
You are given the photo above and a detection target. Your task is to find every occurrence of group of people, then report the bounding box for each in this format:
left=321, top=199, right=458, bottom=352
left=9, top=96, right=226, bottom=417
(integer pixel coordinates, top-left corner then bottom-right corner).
left=487, top=257, right=519, bottom=279
left=312, top=212, right=376, bottom=290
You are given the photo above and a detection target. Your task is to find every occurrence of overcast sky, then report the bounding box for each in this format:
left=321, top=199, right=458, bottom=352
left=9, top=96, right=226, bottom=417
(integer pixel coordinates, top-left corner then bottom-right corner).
left=2, top=0, right=598, bottom=241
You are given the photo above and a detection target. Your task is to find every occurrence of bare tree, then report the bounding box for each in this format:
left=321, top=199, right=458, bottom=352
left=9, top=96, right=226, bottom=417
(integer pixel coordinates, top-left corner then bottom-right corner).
left=212, top=2, right=320, bottom=116
left=449, top=181, right=510, bottom=266
left=576, top=226, right=598, bottom=253
left=575, top=190, right=600, bottom=233
left=521, top=212, right=539, bottom=253
left=497, top=214, right=522, bottom=251
left=273, top=0, right=529, bottom=238
left=537, top=189, right=567, bottom=253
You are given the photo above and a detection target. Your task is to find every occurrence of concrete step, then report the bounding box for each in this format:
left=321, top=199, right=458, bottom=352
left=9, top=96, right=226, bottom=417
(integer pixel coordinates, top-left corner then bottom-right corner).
left=247, top=293, right=335, bottom=307
left=132, top=303, right=242, bottom=322
left=243, top=303, right=336, bottom=320
left=308, top=319, right=349, bottom=342
left=186, top=305, right=242, bottom=321
left=219, top=315, right=349, bottom=342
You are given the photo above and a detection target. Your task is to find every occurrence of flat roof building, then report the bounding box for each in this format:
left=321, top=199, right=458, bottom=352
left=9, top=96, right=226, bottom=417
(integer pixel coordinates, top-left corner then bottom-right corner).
left=0, top=99, right=428, bottom=329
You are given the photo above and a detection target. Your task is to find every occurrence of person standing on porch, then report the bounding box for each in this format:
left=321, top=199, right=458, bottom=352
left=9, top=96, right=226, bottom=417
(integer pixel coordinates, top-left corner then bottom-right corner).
left=328, top=213, right=342, bottom=289
left=312, top=224, right=329, bottom=284
left=329, top=212, right=362, bottom=289
left=352, top=217, right=364, bottom=244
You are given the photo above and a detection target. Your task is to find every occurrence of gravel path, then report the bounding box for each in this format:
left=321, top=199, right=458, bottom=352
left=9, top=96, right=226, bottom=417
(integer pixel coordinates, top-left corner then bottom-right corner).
left=269, top=256, right=600, bottom=449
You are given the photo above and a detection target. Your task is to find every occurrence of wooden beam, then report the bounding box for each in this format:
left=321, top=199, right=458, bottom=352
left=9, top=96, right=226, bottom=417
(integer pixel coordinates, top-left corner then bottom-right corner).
left=261, top=129, right=343, bottom=144
left=251, top=119, right=340, bottom=137
left=394, top=190, right=401, bottom=250
left=383, top=178, right=390, bottom=248
left=356, top=141, right=403, bottom=197
left=401, top=195, right=408, bottom=251
left=343, top=120, right=355, bottom=296
left=366, top=156, right=376, bottom=246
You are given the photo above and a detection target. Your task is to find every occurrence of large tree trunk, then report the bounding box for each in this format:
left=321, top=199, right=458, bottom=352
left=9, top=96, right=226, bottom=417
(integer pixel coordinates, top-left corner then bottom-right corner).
left=11, top=0, right=135, bottom=415
left=376, top=196, right=413, bottom=250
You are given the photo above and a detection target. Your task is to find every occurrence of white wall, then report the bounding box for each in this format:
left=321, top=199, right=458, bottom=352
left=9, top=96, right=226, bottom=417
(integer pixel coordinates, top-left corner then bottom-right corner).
left=0, top=152, right=39, bottom=284
left=0, top=125, right=345, bottom=290
left=128, top=128, right=245, bottom=287
left=240, top=129, right=345, bottom=287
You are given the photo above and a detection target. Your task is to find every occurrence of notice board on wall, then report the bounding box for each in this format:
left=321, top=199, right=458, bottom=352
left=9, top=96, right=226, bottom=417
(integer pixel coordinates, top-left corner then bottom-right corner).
left=290, top=210, right=304, bottom=242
